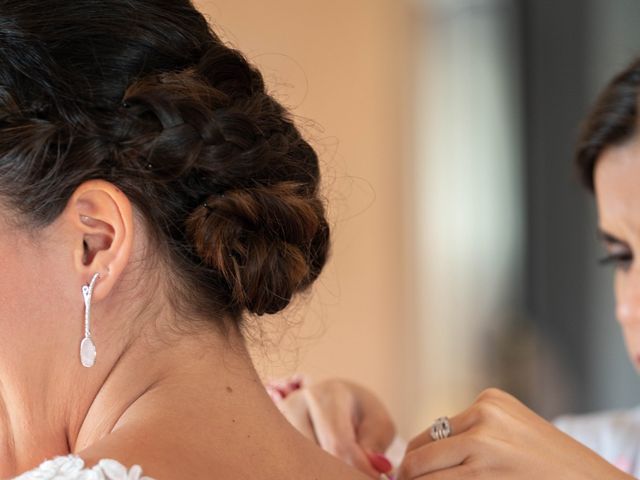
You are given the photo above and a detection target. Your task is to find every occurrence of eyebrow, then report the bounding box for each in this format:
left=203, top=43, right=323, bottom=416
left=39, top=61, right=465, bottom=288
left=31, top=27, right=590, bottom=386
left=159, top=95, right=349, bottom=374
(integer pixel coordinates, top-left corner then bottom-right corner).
left=598, top=229, right=628, bottom=246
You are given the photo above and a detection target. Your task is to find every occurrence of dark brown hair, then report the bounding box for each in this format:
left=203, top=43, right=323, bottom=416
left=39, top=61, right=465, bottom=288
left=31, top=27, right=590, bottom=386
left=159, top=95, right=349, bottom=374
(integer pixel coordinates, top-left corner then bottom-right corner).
left=576, top=57, right=640, bottom=190
left=0, top=0, right=330, bottom=322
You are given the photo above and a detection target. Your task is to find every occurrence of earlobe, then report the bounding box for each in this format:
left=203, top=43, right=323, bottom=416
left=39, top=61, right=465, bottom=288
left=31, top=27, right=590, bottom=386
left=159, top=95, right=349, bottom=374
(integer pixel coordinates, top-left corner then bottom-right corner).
left=65, top=180, right=135, bottom=302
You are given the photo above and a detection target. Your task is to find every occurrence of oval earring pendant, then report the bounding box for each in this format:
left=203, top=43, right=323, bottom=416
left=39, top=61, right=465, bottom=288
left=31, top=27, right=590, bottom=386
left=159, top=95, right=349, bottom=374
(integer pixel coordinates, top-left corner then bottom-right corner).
left=80, top=336, right=96, bottom=367
left=80, top=272, right=101, bottom=368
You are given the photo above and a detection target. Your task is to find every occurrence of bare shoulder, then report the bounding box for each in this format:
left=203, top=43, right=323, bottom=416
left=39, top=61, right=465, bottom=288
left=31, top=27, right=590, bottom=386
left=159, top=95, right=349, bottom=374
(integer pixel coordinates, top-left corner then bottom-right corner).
left=75, top=423, right=370, bottom=480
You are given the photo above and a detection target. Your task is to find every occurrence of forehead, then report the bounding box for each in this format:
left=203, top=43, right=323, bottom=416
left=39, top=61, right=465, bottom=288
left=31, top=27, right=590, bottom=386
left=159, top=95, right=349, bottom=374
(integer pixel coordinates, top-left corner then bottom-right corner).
left=594, top=138, right=640, bottom=230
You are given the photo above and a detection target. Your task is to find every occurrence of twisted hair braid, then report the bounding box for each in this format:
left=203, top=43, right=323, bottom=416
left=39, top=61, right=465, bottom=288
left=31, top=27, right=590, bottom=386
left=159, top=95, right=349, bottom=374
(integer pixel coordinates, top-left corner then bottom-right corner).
left=0, top=0, right=330, bottom=321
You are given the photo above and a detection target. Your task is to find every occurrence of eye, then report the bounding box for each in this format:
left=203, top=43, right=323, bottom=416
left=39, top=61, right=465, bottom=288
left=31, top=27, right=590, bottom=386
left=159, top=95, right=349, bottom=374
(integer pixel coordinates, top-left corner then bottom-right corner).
left=599, top=250, right=633, bottom=271
left=598, top=230, right=634, bottom=272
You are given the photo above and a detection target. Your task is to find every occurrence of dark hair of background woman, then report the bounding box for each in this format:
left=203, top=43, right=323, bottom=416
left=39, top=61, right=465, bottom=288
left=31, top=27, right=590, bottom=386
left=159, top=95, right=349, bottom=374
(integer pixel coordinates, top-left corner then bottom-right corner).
left=576, top=57, right=640, bottom=189
left=0, top=0, right=330, bottom=326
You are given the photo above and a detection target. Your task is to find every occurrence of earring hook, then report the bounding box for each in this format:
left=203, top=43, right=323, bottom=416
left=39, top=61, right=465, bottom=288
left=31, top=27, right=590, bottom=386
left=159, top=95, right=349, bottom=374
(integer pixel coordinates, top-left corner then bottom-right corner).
left=80, top=272, right=101, bottom=368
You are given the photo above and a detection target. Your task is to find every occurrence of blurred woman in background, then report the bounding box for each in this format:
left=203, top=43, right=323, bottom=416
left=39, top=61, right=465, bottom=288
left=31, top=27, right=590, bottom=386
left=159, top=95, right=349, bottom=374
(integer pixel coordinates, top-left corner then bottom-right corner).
left=391, top=53, right=640, bottom=480
left=283, top=57, right=640, bottom=480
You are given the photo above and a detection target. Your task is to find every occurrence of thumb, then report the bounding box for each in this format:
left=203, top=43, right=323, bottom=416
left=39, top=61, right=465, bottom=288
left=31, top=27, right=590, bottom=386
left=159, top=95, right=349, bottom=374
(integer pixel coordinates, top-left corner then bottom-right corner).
left=364, top=450, right=393, bottom=475
left=356, top=405, right=396, bottom=475
left=346, top=380, right=396, bottom=457
left=357, top=416, right=395, bottom=455
left=304, top=389, right=381, bottom=478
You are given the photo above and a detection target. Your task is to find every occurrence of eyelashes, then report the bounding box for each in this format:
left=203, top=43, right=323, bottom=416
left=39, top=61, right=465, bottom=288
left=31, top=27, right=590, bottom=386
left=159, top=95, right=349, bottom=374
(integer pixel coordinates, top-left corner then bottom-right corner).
left=598, top=229, right=634, bottom=271
left=599, top=252, right=633, bottom=270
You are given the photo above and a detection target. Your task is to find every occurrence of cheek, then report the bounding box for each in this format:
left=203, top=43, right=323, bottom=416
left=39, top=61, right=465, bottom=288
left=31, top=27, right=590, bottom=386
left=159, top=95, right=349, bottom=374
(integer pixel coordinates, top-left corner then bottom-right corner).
left=0, top=241, right=37, bottom=330
left=619, top=325, right=640, bottom=369
left=0, top=235, right=75, bottom=362
left=614, top=271, right=639, bottom=324
left=614, top=273, right=640, bottom=367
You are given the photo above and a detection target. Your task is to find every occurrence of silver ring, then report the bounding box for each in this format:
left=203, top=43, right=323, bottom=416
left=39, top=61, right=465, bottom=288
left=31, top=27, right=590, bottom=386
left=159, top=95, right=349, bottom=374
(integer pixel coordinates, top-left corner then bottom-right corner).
left=430, top=416, right=452, bottom=441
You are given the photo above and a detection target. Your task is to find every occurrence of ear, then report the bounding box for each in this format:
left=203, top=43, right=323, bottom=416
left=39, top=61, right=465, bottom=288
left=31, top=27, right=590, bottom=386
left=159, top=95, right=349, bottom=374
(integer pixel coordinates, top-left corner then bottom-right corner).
left=62, top=180, right=135, bottom=302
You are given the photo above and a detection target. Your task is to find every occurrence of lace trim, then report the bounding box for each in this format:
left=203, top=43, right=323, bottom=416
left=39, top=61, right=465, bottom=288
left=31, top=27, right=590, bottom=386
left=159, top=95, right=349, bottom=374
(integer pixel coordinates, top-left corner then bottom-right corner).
left=12, top=454, right=155, bottom=480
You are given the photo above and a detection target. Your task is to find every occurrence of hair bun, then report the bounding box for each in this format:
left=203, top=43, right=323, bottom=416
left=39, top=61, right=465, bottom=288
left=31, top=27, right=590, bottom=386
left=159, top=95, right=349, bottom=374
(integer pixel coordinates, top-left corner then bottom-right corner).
left=0, top=0, right=330, bottom=326
left=185, top=182, right=330, bottom=316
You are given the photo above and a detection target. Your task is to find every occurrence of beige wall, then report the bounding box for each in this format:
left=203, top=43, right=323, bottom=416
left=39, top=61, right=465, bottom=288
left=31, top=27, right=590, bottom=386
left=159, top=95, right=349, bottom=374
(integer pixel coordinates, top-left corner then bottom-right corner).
left=194, top=1, right=416, bottom=434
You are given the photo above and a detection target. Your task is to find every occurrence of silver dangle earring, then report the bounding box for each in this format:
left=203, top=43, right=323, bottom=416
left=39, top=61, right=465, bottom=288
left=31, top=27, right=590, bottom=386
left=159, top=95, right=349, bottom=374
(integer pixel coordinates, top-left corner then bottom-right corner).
left=80, top=272, right=100, bottom=368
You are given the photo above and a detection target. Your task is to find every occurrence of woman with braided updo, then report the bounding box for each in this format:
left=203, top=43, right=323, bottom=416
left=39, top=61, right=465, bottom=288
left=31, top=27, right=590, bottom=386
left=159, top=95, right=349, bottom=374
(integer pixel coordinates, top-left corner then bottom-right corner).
left=0, top=1, right=378, bottom=478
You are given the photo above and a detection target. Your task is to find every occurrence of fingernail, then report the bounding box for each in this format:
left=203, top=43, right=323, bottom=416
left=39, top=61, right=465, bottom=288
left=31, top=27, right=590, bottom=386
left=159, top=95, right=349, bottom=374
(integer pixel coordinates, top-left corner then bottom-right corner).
left=265, top=385, right=284, bottom=402
left=275, top=386, right=289, bottom=398
left=367, top=452, right=393, bottom=474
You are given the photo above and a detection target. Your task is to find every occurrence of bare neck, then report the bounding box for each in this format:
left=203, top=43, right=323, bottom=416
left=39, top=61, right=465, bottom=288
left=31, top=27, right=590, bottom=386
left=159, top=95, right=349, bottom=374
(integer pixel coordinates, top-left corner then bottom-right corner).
left=2, top=321, right=368, bottom=480
left=0, top=321, right=255, bottom=476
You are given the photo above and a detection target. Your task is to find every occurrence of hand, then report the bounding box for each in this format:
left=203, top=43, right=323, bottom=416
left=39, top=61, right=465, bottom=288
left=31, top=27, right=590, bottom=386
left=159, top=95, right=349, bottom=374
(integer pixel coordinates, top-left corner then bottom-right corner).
left=273, top=378, right=396, bottom=478
left=398, top=388, right=634, bottom=480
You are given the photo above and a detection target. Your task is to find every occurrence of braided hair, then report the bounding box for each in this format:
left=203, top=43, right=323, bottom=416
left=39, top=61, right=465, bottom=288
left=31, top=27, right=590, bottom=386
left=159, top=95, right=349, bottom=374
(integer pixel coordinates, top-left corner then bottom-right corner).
left=0, top=0, right=330, bottom=321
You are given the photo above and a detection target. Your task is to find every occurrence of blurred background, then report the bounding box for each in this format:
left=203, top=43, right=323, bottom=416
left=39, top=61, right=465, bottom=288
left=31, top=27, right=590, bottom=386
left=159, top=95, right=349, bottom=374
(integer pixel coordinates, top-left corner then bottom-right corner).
left=195, top=0, right=640, bottom=438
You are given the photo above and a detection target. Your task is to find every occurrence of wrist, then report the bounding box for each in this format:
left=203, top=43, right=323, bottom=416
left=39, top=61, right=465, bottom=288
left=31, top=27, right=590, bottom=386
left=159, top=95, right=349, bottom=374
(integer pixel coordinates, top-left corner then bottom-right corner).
left=579, top=454, right=637, bottom=480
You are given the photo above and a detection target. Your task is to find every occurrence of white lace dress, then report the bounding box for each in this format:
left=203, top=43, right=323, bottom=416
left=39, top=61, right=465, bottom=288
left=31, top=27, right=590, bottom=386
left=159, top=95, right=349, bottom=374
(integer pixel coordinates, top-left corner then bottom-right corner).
left=554, top=406, right=640, bottom=477
left=12, top=454, right=154, bottom=480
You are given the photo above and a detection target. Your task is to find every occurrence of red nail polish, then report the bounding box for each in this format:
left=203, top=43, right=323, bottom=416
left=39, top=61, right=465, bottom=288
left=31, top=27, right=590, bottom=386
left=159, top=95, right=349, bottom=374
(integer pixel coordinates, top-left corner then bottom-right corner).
left=367, top=452, right=392, bottom=473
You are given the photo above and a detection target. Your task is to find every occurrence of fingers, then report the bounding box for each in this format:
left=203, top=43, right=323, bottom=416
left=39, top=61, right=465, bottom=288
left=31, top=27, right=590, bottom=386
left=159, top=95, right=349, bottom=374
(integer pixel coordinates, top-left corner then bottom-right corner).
left=304, top=381, right=357, bottom=449
left=279, top=388, right=382, bottom=477
left=398, top=406, right=494, bottom=480
left=276, top=378, right=397, bottom=478
left=276, top=390, right=317, bottom=442
left=355, top=386, right=396, bottom=455
left=397, top=433, right=474, bottom=479
left=398, top=389, right=517, bottom=479
left=304, top=383, right=383, bottom=478
left=405, top=465, right=476, bottom=480
left=365, top=451, right=393, bottom=474
left=405, top=410, right=475, bottom=453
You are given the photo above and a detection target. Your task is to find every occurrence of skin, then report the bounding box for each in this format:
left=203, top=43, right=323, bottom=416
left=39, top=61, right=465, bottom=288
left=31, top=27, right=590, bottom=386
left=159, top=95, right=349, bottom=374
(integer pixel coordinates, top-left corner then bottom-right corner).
left=290, top=138, right=640, bottom=479
left=395, top=388, right=633, bottom=480
left=0, top=179, right=370, bottom=480
left=593, top=137, right=640, bottom=369
left=275, top=379, right=396, bottom=478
